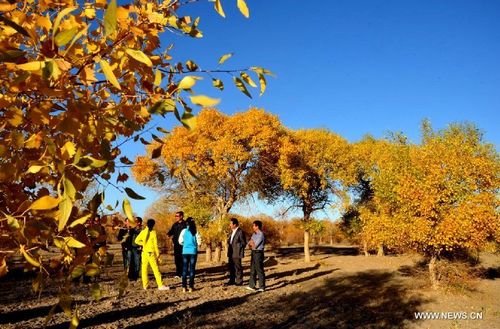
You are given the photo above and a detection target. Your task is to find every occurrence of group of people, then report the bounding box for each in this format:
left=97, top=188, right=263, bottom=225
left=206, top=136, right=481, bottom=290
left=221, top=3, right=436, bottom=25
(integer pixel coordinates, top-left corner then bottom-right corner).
left=117, top=211, right=266, bottom=293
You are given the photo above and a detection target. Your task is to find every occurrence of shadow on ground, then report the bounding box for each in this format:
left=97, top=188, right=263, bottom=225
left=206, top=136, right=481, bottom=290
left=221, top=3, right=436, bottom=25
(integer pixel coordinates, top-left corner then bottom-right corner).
left=277, top=246, right=359, bottom=259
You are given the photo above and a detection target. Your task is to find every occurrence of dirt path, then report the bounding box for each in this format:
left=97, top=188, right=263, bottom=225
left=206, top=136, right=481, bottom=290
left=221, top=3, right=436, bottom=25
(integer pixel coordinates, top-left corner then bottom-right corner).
left=0, top=246, right=498, bottom=329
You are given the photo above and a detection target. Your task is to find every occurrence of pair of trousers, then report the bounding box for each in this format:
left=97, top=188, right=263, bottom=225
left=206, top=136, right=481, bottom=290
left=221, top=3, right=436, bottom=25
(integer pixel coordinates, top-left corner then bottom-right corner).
left=182, top=254, right=197, bottom=288
left=248, top=250, right=265, bottom=289
left=174, top=244, right=183, bottom=276
left=141, top=252, right=163, bottom=289
left=128, top=248, right=141, bottom=280
left=228, top=257, right=243, bottom=284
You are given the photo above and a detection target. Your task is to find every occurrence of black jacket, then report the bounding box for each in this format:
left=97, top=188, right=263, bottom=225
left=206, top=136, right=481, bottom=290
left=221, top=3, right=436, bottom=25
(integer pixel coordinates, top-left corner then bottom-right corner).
left=228, top=227, right=246, bottom=259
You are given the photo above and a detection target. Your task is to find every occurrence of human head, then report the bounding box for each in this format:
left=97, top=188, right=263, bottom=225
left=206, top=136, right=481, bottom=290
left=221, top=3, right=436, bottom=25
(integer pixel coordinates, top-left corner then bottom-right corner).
left=186, top=217, right=197, bottom=234
left=175, top=211, right=184, bottom=222
left=136, top=217, right=143, bottom=228
left=147, top=219, right=155, bottom=230
left=252, top=220, right=262, bottom=232
left=229, top=217, right=239, bottom=230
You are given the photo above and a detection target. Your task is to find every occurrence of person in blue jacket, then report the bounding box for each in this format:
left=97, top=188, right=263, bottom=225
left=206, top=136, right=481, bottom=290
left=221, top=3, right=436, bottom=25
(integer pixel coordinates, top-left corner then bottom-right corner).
left=178, top=217, right=201, bottom=292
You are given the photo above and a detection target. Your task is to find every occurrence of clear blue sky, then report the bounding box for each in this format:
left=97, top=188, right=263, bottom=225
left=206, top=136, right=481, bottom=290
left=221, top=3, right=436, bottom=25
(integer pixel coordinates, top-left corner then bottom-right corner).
left=106, top=0, right=500, bottom=219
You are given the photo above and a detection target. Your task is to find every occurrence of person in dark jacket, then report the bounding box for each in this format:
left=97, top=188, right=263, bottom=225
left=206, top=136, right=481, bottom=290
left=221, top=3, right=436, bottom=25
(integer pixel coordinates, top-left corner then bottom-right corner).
left=117, top=217, right=143, bottom=280
left=225, top=217, right=247, bottom=286
left=167, top=211, right=186, bottom=278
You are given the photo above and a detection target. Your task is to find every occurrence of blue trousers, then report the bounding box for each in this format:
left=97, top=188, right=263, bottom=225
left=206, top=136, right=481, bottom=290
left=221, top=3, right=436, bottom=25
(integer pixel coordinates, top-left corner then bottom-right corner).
left=182, top=254, right=197, bottom=288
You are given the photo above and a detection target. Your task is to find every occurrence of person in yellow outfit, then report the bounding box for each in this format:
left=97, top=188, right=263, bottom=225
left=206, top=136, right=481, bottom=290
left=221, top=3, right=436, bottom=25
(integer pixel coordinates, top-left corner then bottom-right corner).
left=134, top=219, right=169, bottom=291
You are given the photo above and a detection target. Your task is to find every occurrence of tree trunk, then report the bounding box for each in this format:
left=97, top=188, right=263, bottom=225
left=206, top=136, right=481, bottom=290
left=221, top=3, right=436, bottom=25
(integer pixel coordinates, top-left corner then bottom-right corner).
left=330, top=236, right=333, bottom=246
left=214, top=244, right=222, bottom=263
left=205, top=246, right=212, bottom=263
left=363, top=240, right=369, bottom=257
left=304, top=230, right=311, bottom=263
left=377, top=244, right=385, bottom=256
left=429, top=255, right=439, bottom=289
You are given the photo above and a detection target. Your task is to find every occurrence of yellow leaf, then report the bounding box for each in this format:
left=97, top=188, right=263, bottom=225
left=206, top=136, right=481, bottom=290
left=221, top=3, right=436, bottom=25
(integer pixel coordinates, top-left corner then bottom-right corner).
left=63, top=178, right=76, bottom=201
left=69, top=213, right=92, bottom=228
left=218, top=53, right=233, bottom=65
left=16, top=61, right=45, bottom=71
left=84, top=6, right=96, bottom=19
left=20, top=245, right=40, bottom=267
left=52, top=7, right=77, bottom=47
left=258, top=73, right=267, bottom=96
left=240, top=72, right=257, bottom=87
left=99, top=60, right=121, bottom=90
left=27, top=165, right=45, bottom=174
left=237, top=0, right=250, bottom=18
left=64, top=237, right=86, bottom=248
left=122, top=198, right=134, bottom=221
left=214, top=0, right=225, bottom=18
left=55, top=27, right=78, bottom=47
left=30, top=195, right=60, bottom=211
left=0, top=3, right=16, bottom=11
left=36, top=14, right=52, bottom=31
left=154, top=69, right=162, bottom=86
left=178, top=76, right=201, bottom=90
left=58, top=197, right=72, bottom=231
left=61, top=141, right=76, bottom=160
left=125, top=48, right=153, bottom=67
left=190, top=95, right=220, bottom=107
left=0, top=257, right=7, bottom=278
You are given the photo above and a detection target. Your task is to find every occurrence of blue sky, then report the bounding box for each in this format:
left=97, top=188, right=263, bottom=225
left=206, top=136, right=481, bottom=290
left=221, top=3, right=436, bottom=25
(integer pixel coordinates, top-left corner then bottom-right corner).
left=105, top=0, right=500, bottom=219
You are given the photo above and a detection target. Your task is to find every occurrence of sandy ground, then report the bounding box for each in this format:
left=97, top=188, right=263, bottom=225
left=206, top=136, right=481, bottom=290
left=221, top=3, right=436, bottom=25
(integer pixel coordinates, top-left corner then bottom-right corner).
left=0, top=245, right=498, bottom=329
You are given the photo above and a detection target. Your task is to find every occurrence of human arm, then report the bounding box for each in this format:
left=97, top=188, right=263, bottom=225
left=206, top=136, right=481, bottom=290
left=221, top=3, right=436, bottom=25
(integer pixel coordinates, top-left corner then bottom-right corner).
left=178, top=229, right=185, bottom=245
left=153, top=231, right=160, bottom=258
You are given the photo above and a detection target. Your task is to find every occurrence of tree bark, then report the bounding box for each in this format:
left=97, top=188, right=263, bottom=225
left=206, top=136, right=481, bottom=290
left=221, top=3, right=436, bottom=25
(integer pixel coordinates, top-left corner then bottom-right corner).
left=377, top=244, right=385, bottom=256
left=214, top=244, right=222, bottom=263
left=205, top=245, right=212, bottom=263
left=363, top=240, right=369, bottom=257
left=304, top=230, right=311, bottom=262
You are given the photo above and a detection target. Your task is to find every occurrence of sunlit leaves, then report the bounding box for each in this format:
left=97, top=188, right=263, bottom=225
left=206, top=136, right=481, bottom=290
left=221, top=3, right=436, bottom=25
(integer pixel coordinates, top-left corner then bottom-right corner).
left=122, top=198, right=134, bottom=223
left=16, top=61, right=45, bottom=71
left=178, top=76, right=201, bottom=90
left=99, top=60, right=121, bottom=90
left=214, top=0, right=226, bottom=18
left=58, top=197, right=73, bottom=232
left=125, top=49, right=153, bottom=67
left=237, top=0, right=250, bottom=18
left=55, top=27, right=78, bottom=47
left=20, top=245, right=40, bottom=267
left=240, top=72, right=257, bottom=87
left=212, top=78, right=224, bottom=90
left=65, top=237, right=86, bottom=248
left=103, top=0, right=117, bottom=37
left=52, top=7, right=77, bottom=47
left=149, top=100, right=176, bottom=115
left=190, top=95, right=221, bottom=107
left=218, top=53, right=233, bottom=65
left=233, top=77, right=252, bottom=98
left=30, top=196, right=60, bottom=211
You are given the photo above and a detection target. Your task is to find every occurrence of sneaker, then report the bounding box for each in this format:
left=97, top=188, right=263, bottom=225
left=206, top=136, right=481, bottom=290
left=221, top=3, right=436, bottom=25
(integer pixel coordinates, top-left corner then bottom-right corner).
left=246, top=286, right=256, bottom=292
left=188, top=288, right=193, bottom=293
left=143, top=287, right=148, bottom=290
left=182, top=287, right=187, bottom=293
left=174, top=275, right=181, bottom=279
left=257, top=288, right=265, bottom=292
left=158, top=285, right=170, bottom=291
left=223, top=282, right=235, bottom=286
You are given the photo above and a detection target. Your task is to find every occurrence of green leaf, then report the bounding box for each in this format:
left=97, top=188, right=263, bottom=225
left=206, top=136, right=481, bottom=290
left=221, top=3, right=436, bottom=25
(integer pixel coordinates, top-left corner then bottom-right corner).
left=55, top=27, right=78, bottom=47
left=212, top=78, right=224, bottom=91
left=148, top=100, right=176, bottom=115
left=190, top=95, right=220, bottom=107
left=233, top=77, right=252, bottom=98
left=214, top=0, right=226, bottom=18
left=71, top=265, right=85, bottom=279
left=104, top=0, right=117, bottom=37
left=218, top=52, right=233, bottom=65
left=125, top=48, right=153, bottom=67
left=52, top=7, right=77, bottom=47
left=181, top=112, right=197, bottom=130
left=240, top=72, right=257, bottom=87
left=91, top=283, right=102, bottom=301
left=30, top=195, right=60, bottom=211
left=58, top=197, right=73, bottom=232
left=237, top=0, right=250, bottom=18
left=99, top=60, right=121, bottom=90
left=124, top=187, right=146, bottom=200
